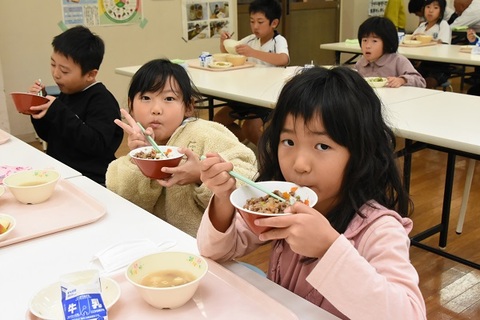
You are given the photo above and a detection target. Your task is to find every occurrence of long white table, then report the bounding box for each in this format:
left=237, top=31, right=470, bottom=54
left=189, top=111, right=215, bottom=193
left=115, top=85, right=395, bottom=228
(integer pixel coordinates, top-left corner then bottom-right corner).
left=320, top=42, right=480, bottom=67
left=0, top=129, right=81, bottom=179
left=0, top=175, right=339, bottom=319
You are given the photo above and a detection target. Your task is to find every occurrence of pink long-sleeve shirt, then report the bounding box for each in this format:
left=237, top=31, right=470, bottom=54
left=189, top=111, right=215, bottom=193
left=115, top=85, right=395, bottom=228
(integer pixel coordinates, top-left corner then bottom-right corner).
left=355, top=52, right=426, bottom=88
left=197, top=201, right=426, bottom=320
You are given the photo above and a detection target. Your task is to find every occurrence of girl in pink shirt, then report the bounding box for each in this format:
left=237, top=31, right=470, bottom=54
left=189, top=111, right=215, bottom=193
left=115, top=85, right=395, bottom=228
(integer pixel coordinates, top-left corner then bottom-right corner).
left=198, top=67, right=426, bottom=319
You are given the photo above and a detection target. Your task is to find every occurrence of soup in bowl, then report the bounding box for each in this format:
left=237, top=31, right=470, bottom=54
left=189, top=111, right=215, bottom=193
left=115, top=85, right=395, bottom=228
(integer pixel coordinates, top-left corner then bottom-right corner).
left=125, top=251, right=208, bottom=309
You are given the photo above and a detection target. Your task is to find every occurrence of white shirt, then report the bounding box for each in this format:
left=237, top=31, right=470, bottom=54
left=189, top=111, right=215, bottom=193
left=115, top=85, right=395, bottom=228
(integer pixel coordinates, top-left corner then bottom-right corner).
left=450, top=0, right=480, bottom=32
left=413, top=20, right=452, bottom=44
left=239, top=33, right=289, bottom=66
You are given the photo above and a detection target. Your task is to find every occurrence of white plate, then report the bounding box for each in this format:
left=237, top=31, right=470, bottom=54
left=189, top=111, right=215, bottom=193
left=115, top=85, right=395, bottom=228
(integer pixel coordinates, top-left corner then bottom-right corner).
left=364, top=77, right=388, bottom=88
left=208, top=61, right=233, bottom=69
left=29, top=277, right=120, bottom=319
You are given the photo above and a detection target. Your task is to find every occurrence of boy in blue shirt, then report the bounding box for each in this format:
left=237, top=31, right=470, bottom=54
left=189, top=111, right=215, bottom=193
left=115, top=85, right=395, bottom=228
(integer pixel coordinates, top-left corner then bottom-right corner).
left=215, top=0, right=289, bottom=146
left=29, top=26, right=123, bottom=185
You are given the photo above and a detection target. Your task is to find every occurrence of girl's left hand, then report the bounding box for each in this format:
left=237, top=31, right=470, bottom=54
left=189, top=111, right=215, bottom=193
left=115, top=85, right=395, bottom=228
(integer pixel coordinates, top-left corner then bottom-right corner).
left=386, top=76, right=406, bottom=88
left=255, top=202, right=340, bottom=258
left=157, top=147, right=201, bottom=187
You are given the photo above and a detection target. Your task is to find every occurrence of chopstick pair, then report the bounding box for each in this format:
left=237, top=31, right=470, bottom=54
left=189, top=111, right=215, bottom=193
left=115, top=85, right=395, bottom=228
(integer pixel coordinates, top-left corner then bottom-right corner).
left=136, top=122, right=167, bottom=158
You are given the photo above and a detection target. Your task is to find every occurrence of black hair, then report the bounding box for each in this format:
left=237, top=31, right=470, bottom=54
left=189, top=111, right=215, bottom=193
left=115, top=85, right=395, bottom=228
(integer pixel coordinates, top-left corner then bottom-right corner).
left=257, top=67, right=411, bottom=233
left=249, top=0, right=282, bottom=22
left=127, top=59, right=202, bottom=113
left=52, top=26, right=105, bottom=75
left=424, top=0, right=446, bottom=23
left=358, top=16, right=399, bottom=54
left=408, top=0, right=425, bottom=13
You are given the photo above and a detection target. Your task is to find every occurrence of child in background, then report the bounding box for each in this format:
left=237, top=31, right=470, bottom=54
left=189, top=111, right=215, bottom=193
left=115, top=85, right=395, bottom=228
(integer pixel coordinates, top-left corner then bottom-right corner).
left=28, top=26, right=123, bottom=186
left=214, top=0, right=289, bottom=147
left=384, top=0, right=406, bottom=31
left=355, top=16, right=426, bottom=88
left=412, top=0, right=452, bottom=88
left=197, top=67, right=426, bottom=319
left=106, top=59, right=257, bottom=237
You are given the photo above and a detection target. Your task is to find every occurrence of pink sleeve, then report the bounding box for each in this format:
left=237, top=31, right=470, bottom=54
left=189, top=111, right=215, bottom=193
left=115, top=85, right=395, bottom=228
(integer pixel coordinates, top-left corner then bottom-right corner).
left=306, top=216, right=426, bottom=320
left=196, top=200, right=265, bottom=262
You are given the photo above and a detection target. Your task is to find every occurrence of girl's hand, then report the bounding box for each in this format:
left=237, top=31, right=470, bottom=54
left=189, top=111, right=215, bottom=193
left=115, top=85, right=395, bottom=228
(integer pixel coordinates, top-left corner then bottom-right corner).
left=30, top=96, right=55, bottom=119
left=255, top=202, right=340, bottom=258
left=200, top=153, right=236, bottom=200
left=386, top=76, right=406, bottom=88
left=157, top=148, right=202, bottom=187
left=200, top=153, right=238, bottom=232
left=114, top=108, right=149, bottom=151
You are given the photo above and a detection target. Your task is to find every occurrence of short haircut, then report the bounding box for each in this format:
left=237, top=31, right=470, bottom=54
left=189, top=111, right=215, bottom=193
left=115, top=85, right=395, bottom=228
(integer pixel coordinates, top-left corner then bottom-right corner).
left=425, top=0, right=447, bottom=22
left=127, top=59, right=201, bottom=113
left=249, top=0, right=282, bottom=22
left=357, top=17, right=399, bottom=54
left=408, top=0, right=425, bottom=13
left=52, top=26, right=105, bottom=75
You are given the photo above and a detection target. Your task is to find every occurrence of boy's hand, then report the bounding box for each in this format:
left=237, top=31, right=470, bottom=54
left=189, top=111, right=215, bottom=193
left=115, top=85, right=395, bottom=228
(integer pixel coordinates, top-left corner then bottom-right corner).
left=114, top=108, right=149, bottom=151
left=29, top=96, right=55, bottom=119
left=234, top=44, right=254, bottom=57
left=157, top=148, right=202, bottom=187
left=467, top=28, right=477, bottom=43
left=28, top=80, right=45, bottom=96
left=255, top=202, right=340, bottom=258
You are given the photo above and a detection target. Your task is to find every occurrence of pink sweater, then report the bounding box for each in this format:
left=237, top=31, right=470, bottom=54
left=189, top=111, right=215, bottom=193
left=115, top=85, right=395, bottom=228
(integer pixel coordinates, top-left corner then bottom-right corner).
left=197, top=201, right=426, bottom=319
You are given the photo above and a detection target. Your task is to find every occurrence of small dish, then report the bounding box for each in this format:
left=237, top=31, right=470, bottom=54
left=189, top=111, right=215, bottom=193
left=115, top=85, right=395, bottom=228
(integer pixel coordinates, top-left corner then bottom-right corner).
left=208, top=61, right=233, bottom=69
left=364, top=77, right=388, bottom=88
left=0, top=213, right=16, bottom=242
left=29, top=277, right=120, bottom=319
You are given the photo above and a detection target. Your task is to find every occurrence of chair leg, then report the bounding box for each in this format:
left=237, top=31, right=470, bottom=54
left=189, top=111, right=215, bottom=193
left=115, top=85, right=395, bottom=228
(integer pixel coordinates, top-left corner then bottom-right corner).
left=456, top=159, right=476, bottom=234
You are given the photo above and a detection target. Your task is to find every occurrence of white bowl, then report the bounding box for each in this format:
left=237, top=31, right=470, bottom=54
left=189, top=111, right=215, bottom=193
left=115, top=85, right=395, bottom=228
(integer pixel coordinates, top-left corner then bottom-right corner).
left=364, top=77, right=388, bottom=88
left=230, top=181, right=318, bottom=235
left=3, top=169, right=60, bottom=204
left=223, top=39, right=240, bottom=54
left=0, top=213, right=16, bottom=242
left=126, top=251, right=208, bottom=309
left=29, top=277, right=120, bottom=319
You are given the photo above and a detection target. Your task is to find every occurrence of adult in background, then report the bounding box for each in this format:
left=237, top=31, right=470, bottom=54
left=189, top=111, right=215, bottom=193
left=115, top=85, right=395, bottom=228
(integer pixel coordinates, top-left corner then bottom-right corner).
left=384, top=0, right=406, bottom=31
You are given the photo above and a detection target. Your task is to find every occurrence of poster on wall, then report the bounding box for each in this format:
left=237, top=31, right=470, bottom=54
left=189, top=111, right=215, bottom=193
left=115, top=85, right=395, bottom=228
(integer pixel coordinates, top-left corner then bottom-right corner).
left=368, top=0, right=388, bottom=17
left=62, top=0, right=143, bottom=27
left=182, top=0, right=233, bottom=41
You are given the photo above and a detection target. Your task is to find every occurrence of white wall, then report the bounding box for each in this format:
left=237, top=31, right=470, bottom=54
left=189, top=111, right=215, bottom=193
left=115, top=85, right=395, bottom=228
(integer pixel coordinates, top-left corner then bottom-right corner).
left=0, top=1, right=235, bottom=141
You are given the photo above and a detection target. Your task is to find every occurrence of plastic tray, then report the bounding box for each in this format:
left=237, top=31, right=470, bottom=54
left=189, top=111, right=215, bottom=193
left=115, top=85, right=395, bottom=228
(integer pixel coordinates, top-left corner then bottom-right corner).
left=399, top=41, right=438, bottom=47
left=0, top=179, right=106, bottom=248
left=0, top=129, right=10, bottom=144
left=26, top=259, right=299, bottom=319
left=188, top=59, right=255, bottom=72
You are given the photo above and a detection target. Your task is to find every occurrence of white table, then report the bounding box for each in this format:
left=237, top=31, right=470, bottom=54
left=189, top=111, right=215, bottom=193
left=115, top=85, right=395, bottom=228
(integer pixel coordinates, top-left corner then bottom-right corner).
left=0, top=129, right=81, bottom=179
left=0, top=176, right=338, bottom=319
left=115, top=62, right=480, bottom=269
left=320, top=42, right=480, bottom=67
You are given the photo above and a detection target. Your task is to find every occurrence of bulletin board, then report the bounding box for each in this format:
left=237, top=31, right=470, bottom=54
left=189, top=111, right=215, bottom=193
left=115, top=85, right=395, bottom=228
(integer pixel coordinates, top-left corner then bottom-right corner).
left=182, top=0, right=233, bottom=41
left=368, top=0, right=387, bottom=17
left=62, top=0, right=143, bottom=27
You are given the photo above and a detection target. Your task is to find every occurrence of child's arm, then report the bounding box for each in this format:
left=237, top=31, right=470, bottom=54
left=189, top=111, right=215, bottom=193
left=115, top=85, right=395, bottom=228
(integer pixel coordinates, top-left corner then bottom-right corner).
left=200, top=153, right=238, bottom=232
left=219, top=31, right=232, bottom=53
left=235, top=44, right=289, bottom=66
left=467, top=28, right=479, bottom=44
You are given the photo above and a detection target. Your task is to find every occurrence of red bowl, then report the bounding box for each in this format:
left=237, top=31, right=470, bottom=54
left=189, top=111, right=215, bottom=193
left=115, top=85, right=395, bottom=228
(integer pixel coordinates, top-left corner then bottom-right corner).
left=230, top=181, right=318, bottom=236
left=10, top=92, right=49, bottom=115
left=129, top=146, right=184, bottom=180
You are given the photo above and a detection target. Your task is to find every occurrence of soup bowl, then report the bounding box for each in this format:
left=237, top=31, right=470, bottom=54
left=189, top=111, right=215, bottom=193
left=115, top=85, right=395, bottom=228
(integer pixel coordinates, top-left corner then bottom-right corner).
left=10, top=92, right=49, bottom=115
left=223, top=39, right=240, bottom=54
left=226, top=54, right=247, bottom=66
left=416, top=34, right=433, bottom=44
left=3, top=169, right=60, bottom=204
left=230, top=181, right=318, bottom=236
left=125, top=251, right=208, bottom=309
left=129, top=146, right=184, bottom=180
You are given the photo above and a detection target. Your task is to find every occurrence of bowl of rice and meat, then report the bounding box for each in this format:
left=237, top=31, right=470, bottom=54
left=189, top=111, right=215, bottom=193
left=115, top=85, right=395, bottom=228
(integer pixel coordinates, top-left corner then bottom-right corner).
left=230, top=181, right=318, bottom=235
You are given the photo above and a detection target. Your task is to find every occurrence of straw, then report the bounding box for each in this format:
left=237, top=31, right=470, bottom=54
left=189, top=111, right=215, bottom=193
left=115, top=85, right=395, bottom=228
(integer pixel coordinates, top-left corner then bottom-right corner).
left=136, top=122, right=166, bottom=157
